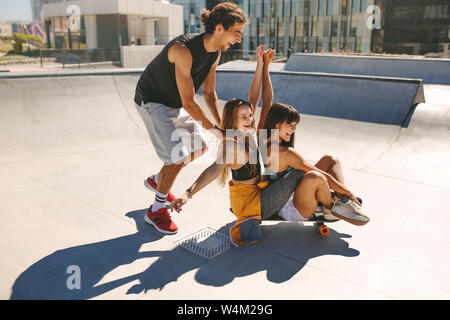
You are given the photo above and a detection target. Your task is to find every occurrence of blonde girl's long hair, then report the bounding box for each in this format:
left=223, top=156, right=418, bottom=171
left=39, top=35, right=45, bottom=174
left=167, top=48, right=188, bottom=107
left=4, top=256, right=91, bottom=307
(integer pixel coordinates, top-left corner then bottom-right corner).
left=217, top=98, right=257, bottom=186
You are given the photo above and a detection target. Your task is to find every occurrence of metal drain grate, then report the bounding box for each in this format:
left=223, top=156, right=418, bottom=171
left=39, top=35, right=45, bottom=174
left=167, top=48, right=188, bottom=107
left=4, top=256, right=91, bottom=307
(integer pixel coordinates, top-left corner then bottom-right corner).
left=175, top=228, right=231, bottom=259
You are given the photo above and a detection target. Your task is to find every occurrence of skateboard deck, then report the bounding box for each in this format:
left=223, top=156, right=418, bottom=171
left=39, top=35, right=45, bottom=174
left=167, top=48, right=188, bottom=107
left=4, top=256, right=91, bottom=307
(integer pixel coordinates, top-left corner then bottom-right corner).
left=263, top=213, right=339, bottom=236
left=229, top=207, right=339, bottom=236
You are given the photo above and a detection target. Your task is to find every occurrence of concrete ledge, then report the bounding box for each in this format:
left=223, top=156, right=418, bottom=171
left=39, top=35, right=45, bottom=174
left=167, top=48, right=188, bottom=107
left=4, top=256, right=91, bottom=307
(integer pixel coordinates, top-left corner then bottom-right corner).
left=0, top=68, right=144, bottom=79
left=207, top=69, right=425, bottom=127
left=285, top=53, right=450, bottom=85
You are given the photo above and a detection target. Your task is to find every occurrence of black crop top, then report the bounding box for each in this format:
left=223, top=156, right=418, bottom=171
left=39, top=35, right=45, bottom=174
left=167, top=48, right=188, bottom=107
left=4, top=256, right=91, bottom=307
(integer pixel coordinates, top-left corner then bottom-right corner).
left=231, top=161, right=261, bottom=181
left=231, top=139, right=262, bottom=180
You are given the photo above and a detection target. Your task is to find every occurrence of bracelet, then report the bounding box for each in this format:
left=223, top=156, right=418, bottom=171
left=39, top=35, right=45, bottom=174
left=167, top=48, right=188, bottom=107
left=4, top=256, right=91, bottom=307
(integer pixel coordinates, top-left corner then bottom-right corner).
left=186, top=187, right=193, bottom=199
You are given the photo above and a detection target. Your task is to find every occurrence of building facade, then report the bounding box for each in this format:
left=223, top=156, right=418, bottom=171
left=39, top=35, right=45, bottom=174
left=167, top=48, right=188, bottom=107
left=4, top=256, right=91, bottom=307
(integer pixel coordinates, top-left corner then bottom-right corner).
left=31, top=0, right=45, bottom=24
left=173, top=0, right=450, bottom=57
left=0, top=23, right=13, bottom=37
left=42, top=0, right=183, bottom=49
left=173, top=0, right=377, bottom=57
left=382, top=0, right=449, bottom=55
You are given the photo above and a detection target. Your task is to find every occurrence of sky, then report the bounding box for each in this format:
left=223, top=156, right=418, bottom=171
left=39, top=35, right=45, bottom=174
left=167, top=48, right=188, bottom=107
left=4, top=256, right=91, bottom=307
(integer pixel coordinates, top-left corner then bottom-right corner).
left=0, top=0, right=33, bottom=22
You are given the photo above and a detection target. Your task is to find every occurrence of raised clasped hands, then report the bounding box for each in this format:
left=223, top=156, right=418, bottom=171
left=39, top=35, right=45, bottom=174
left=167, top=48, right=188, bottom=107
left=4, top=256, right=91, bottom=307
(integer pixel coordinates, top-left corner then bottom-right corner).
left=263, top=48, right=275, bottom=64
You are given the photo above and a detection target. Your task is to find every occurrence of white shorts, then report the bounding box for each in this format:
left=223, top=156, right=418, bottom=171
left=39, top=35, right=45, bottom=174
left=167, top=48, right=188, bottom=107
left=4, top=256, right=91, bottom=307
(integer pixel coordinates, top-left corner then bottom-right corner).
left=277, top=195, right=308, bottom=222
left=136, top=102, right=207, bottom=165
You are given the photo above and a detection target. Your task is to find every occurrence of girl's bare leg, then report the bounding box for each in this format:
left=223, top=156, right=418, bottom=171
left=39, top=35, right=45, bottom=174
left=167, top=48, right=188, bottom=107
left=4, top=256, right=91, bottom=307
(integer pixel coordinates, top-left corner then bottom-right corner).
left=314, top=154, right=344, bottom=183
left=314, top=154, right=345, bottom=199
left=292, top=170, right=334, bottom=219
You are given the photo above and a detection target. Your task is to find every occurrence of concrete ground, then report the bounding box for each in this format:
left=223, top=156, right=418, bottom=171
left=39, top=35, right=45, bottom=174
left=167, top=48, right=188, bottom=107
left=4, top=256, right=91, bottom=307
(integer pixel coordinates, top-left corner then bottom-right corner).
left=0, top=69, right=449, bottom=300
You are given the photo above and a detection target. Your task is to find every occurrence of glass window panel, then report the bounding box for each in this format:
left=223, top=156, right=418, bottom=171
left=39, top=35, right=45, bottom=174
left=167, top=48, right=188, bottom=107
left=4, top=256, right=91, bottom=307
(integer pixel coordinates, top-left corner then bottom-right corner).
left=360, top=0, right=367, bottom=13
left=278, top=17, right=284, bottom=38
left=352, top=0, right=359, bottom=14
left=296, top=17, right=301, bottom=37
left=264, top=0, right=270, bottom=16
left=318, top=0, right=325, bottom=16
left=355, top=36, right=362, bottom=52
left=249, top=1, right=255, bottom=16
left=340, top=16, right=348, bottom=38
left=350, top=19, right=357, bottom=37
left=292, top=0, right=297, bottom=16
left=284, top=0, right=290, bottom=17
left=327, top=0, right=334, bottom=16
left=331, top=19, right=338, bottom=37
left=342, top=0, right=348, bottom=15
left=331, top=37, right=337, bottom=51
left=312, top=17, right=318, bottom=36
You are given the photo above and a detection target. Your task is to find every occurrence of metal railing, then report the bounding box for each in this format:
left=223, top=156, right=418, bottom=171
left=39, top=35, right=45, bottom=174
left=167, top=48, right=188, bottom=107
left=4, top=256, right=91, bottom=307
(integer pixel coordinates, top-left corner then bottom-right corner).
left=39, top=48, right=121, bottom=69
left=219, top=49, right=286, bottom=65
left=38, top=48, right=285, bottom=69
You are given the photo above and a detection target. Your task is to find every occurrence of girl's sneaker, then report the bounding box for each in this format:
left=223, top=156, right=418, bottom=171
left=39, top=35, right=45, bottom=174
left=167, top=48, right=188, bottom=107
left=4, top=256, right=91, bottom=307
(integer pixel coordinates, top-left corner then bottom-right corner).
left=325, top=200, right=370, bottom=226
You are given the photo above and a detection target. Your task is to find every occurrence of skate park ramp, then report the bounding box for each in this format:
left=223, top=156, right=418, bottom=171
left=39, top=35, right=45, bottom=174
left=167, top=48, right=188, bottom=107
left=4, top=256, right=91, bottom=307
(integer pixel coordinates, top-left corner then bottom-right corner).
left=1, top=70, right=449, bottom=300
left=285, top=53, right=450, bottom=85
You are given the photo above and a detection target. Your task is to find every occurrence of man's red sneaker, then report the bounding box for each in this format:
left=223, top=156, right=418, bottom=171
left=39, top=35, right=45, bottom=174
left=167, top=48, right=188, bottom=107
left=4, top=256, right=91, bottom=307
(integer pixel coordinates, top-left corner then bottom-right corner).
left=144, top=175, right=175, bottom=202
left=144, top=206, right=178, bottom=235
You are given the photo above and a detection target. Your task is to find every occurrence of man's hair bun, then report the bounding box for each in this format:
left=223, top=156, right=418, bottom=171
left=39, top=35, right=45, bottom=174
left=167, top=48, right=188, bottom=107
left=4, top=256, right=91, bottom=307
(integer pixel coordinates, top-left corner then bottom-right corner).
left=200, top=9, right=211, bottom=24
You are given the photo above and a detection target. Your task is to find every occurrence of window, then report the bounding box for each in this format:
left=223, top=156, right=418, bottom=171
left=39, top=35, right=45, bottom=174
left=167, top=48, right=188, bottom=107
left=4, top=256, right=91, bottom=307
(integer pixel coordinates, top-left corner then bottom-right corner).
left=291, top=0, right=298, bottom=16
left=269, top=16, right=275, bottom=48
left=283, top=0, right=290, bottom=17
left=278, top=17, right=284, bottom=38
left=331, top=18, right=338, bottom=37
left=258, top=17, right=265, bottom=40
left=360, top=0, right=367, bottom=13
left=424, top=5, right=449, bottom=19
left=304, top=0, right=310, bottom=16
left=263, top=0, right=270, bottom=17
left=341, top=0, right=348, bottom=15
left=327, top=0, right=334, bottom=16
left=352, top=0, right=359, bottom=14
left=312, top=17, right=318, bottom=36
left=303, top=20, right=309, bottom=37
left=249, top=1, right=255, bottom=16
left=340, top=16, right=348, bottom=38
left=350, top=19, right=357, bottom=37
left=318, top=0, right=325, bottom=16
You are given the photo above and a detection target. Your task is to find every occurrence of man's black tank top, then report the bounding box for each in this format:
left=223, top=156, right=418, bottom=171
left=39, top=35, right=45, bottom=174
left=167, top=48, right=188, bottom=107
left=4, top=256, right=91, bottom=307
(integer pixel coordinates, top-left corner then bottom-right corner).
left=134, top=33, right=219, bottom=109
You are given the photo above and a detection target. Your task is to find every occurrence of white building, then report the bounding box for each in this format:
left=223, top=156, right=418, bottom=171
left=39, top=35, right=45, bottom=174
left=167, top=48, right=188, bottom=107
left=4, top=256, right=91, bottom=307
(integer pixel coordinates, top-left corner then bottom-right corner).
left=42, top=0, right=183, bottom=49
left=0, top=23, right=13, bottom=37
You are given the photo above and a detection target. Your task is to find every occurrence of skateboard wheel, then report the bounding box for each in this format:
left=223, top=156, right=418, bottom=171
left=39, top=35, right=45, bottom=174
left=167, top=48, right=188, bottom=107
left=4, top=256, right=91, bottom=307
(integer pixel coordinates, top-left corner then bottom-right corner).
left=319, top=225, right=329, bottom=236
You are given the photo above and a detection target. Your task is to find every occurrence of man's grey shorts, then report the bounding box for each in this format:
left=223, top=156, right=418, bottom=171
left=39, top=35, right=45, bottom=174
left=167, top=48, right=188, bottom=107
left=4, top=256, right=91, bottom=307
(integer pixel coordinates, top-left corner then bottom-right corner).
left=135, top=102, right=207, bottom=165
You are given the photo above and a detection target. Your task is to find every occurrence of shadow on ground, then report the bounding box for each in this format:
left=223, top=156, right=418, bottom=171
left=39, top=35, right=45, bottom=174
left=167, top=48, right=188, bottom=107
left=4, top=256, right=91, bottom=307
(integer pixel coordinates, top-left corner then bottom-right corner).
left=10, top=210, right=359, bottom=299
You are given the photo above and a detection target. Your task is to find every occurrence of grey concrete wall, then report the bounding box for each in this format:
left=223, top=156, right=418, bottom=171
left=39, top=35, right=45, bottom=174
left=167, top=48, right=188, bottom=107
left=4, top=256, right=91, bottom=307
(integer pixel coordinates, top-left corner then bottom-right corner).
left=285, top=54, right=450, bottom=85
left=120, top=45, right=164, bottom=68
left=205, top=70, right=424, bottom=127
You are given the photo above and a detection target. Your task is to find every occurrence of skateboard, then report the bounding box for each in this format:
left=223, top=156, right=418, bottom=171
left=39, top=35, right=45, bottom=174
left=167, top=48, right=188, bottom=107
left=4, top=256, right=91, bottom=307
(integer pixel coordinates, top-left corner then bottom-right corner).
left=263, top=213, right=339, bottom=236
left=229, top=208, right=339, bottom=236
left=262, top=195, right=364, bottom=236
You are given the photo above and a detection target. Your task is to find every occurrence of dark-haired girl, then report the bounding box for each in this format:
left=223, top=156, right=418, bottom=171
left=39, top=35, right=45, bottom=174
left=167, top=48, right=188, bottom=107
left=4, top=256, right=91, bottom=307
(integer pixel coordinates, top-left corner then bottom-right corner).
left=256, top=63, right=369, bottom=226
